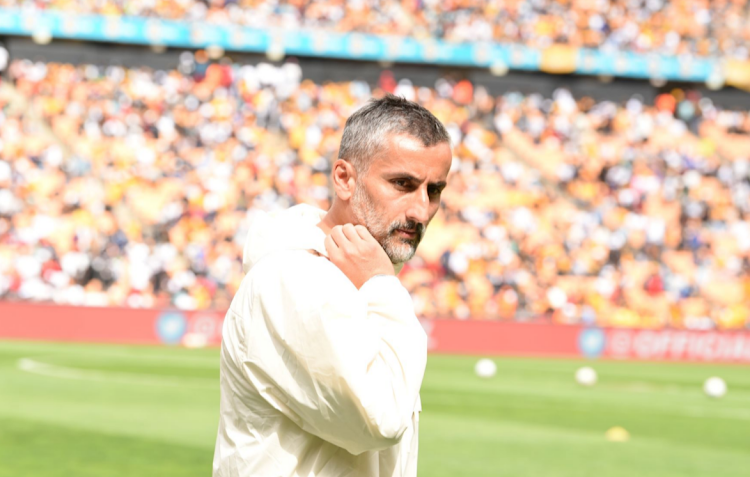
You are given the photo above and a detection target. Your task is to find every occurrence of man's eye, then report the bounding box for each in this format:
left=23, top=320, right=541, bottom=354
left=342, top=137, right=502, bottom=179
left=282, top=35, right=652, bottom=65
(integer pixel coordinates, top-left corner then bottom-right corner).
left=393, top=180, right=409, bottom=187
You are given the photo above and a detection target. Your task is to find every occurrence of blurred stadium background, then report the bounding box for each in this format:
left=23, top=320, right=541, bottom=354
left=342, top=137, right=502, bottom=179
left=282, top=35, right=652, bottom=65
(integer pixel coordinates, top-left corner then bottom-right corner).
left=1, top=1, right=750, bottom=476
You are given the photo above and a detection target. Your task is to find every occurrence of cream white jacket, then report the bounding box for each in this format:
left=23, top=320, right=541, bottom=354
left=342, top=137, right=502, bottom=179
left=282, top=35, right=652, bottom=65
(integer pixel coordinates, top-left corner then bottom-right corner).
left=213, top=204, right=427, bottom=477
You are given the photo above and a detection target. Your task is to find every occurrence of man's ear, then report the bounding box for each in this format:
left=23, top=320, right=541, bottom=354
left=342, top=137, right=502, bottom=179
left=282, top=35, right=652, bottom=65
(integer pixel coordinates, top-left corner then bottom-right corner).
left=331, top=159, right=358, bottom=201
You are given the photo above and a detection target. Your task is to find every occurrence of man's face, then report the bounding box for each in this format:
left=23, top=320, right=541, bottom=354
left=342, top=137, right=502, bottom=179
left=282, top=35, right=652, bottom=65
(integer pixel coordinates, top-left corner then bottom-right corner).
left=350, top=134, right=452, bottom=264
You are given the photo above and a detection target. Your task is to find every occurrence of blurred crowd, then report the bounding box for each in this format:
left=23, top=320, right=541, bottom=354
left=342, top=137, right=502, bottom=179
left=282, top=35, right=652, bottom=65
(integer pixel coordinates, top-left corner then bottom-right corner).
left=1, top=54, right=750, bottom=331
left=3, top=0, right=750, bottom=59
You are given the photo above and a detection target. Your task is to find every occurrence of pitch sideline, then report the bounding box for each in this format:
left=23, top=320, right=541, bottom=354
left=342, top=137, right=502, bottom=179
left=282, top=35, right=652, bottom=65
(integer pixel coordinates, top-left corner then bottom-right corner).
left=17, top=357, right=216, bottom=389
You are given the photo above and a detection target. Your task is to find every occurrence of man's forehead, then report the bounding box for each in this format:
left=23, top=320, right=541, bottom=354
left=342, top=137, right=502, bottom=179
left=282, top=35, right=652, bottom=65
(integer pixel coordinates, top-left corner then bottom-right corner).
left=371, top=134, right=452, bottom=176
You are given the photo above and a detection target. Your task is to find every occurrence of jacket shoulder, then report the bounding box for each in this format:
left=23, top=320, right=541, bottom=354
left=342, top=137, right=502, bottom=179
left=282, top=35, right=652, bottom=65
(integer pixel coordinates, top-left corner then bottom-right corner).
left=245, top=249, right=354, bottom=300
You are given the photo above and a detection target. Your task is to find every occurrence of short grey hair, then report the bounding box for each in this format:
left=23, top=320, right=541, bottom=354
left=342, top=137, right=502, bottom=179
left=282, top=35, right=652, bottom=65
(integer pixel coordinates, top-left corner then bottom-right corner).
left=338, top=94, right=450, bottom=174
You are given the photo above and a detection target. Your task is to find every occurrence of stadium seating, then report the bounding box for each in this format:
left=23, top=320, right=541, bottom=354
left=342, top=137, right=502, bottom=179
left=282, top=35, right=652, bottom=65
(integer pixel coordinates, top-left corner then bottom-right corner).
left=2, top=0, right=750, bottom=58
left=1, top=55, right=749, bottom=330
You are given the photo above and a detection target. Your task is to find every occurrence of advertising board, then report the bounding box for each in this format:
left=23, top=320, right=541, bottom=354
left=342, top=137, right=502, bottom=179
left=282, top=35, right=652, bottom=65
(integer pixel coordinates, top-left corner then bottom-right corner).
left=2, top=302, right=749, bottom=363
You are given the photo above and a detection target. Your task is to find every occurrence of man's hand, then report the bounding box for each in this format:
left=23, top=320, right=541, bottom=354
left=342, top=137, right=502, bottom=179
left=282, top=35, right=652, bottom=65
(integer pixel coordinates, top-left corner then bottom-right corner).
left=325, top=224, right=395, bottom=289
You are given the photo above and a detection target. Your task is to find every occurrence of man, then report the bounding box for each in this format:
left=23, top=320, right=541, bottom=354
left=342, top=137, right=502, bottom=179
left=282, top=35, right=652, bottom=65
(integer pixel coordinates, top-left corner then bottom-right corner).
left=213, top=94, right=453, bottom=477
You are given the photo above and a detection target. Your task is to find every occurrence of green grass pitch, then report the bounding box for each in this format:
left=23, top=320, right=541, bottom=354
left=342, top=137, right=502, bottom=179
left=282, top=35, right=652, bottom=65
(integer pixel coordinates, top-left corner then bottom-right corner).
left=1, top=340, right=749, bottom=477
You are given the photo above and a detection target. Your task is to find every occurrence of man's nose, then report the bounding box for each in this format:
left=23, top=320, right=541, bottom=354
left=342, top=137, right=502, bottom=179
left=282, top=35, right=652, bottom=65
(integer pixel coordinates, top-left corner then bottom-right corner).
left=406, top=188, right=431, bottom=225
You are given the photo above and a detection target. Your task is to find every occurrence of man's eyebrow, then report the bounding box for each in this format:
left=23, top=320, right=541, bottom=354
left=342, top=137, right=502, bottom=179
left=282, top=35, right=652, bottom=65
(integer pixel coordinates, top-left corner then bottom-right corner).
left=389, top=172, right=448, bottom=190
left=387, top=174, right=446, bottom=189
left=387, top=173, right=420, bottom=182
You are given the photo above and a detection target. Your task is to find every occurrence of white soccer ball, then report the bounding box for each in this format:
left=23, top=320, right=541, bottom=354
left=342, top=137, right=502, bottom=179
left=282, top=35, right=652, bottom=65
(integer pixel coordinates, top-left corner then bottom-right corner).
left=182, top=332, right=208, bottom=349
left=575, top=366, right=598, bottom=387
left=703, top=377, right=727, bottom=398
left=475, top=359, right=497, bottom=379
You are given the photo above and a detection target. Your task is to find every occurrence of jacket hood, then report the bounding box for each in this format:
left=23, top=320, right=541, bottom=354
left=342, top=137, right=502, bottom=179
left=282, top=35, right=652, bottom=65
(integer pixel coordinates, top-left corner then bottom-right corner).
left=243, top=204, right=328, bottom=273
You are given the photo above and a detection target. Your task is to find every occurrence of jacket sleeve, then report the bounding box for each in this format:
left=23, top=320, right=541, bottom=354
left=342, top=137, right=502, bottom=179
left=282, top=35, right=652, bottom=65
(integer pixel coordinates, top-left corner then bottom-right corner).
left=238, top=250, right=427, bottom=456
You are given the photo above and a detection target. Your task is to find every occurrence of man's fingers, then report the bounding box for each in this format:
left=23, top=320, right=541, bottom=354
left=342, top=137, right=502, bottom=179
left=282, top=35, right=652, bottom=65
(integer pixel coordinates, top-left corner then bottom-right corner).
left=324, top=234, right=339, bottom=255
left=329, top=225, right=346, bottom=246
left=325, top=223, right=396, bottom=288
left=329, top=226, right=357, bottom=256
left=354, top=225, right=377, bottom=243
left=341, top=223, right=360, bottom=242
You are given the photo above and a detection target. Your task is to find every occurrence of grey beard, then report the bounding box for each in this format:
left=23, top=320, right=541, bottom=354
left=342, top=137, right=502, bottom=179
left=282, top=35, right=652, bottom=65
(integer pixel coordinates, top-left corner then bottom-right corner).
left=351, top=185, right=424, bottom=264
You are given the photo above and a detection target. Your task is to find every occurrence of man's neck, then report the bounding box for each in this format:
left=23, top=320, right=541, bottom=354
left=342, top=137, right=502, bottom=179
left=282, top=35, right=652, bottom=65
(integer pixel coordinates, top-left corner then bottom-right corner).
left=316, top=202, right=350, bottom=235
